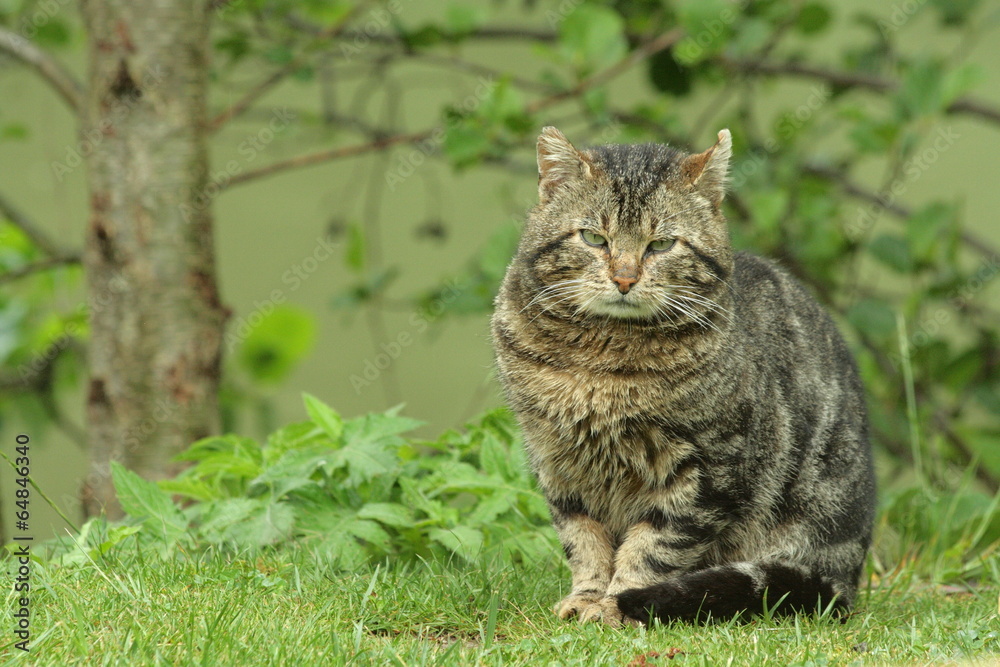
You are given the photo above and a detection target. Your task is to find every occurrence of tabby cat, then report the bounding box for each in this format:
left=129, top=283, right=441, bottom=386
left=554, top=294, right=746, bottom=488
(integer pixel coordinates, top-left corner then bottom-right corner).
left=491, top=127, right=876, bottom=627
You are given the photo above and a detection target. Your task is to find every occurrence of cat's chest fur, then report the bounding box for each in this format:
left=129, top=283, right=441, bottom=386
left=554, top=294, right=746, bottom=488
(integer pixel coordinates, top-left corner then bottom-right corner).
left=493, top=311, right=724, bottom=535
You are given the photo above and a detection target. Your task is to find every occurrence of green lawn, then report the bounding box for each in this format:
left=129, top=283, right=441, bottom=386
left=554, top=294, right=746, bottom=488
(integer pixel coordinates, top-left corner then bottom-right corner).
left=3, top=547, right=998, bottom=666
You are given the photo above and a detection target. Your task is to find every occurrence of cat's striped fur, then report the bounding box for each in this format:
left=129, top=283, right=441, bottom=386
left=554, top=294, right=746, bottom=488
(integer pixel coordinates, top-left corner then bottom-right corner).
left=491, top=127, right=876, bottom=626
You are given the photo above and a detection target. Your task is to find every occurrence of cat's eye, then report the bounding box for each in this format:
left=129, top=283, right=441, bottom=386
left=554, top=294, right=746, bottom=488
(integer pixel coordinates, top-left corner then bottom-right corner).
left=580, top=230, right=607, bottom=247
left=646, top=239, right=676, bottom=254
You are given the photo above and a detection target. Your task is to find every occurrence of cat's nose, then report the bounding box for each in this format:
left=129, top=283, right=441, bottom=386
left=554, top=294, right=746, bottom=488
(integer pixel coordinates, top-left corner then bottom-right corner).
left=612, top=274, right=637, bottom=293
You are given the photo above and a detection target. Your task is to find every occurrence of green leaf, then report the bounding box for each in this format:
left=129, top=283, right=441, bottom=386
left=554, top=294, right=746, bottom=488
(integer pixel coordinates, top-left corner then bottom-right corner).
left=303, top=393, right=343, bottom=442
left=846, top=298, right=897, bottom=340
left=796, top=3, right=832, bottom=34
left=869, top=234, right=913, bottom=273
left=898, top=59, right=945, bottom=117
left=747, top=189, right=789, bottom=232
left=357, top=502, right=414, bottom=527
left=674, top=0, right=732, bottom=64
left=443, top=124, right=490, bottom=168
left=646, top=48, right=691, bottom=96
left=559, top=5, right=627, bottom=73
left=906, top=202, right=954, bottom=262
left=941, top=63, right=984, bottom=106
left=111, top=462, right=188, bottom=537
left=236, top=305, right=316, bottom=384
left=478, top=432, right=512, bottom=479
left=445, top=4, right=484, bottom=35
left=345, top=224, right=365, bottom=272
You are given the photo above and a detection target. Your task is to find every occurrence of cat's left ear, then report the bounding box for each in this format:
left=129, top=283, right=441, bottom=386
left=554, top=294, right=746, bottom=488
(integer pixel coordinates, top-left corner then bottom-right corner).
left=537, top=126, right=594, bottom=203
left=681, top=129, right=732, bottom=207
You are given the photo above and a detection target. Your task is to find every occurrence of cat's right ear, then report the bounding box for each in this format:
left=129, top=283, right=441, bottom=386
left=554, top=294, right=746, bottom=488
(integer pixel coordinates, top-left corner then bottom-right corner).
left=537, top=126, right=593, bottom=203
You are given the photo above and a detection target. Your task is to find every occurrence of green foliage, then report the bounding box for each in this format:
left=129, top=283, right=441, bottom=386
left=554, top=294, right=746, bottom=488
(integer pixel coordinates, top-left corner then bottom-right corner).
left=102, top=395, right=557, bottom=568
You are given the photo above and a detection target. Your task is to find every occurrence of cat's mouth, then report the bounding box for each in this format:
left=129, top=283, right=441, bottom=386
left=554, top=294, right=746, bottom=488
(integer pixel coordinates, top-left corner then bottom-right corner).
left=584, top=293, right=658, bottom=319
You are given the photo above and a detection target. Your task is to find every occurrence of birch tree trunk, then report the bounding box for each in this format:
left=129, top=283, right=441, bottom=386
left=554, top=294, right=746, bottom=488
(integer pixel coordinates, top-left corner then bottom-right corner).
left=78, top=0, right=227, bottom=517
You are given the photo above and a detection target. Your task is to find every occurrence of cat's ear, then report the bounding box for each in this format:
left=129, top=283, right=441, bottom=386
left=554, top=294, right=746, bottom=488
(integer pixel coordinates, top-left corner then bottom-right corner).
left=681, top=129, right=732, bottom=207
left=537, top=126, right=593, bottom=203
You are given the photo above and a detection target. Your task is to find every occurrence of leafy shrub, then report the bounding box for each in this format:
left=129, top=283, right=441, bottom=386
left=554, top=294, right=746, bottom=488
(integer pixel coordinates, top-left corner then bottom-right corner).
left=68, top=395, right=557, bottom=568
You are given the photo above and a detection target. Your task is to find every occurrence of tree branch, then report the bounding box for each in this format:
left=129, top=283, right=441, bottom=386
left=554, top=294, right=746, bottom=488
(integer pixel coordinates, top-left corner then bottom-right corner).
left=0, top=27, right=84, bottom=112
left=0, top=255, right=80, bottom=285
left=719, top=56, right=1000, bottom=126
left=0, top=190, right=75, bottom=257
left=222, top=30, right=684, bottom=190
left=211, top=3, right=368, bottom=131
left=223, top=129, right=433, bottom=189
left=803, top=163, right=1000, bottom=261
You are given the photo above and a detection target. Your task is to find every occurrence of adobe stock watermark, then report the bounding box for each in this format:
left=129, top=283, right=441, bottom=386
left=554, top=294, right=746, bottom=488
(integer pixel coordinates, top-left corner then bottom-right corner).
left=224, top=232, right=339, bottom=352
left=16, top=0, right=73, bottom=40
left=889, top=254, right=1000, bottom=370
left=338, top=0, right=411, bottom=61
left=877, top=0, right=929, bottom=36
left=729, top=85, right=830, bottom=190
left=544, top=0, right=583, bottom=27
left=50, top=65, right=166, bottom=181
left=384, top=76, right=497, bottom=191
left=349, top=278, right=463, bottom=394
left=674, top=0, right=750, bottom=63
left=179, top=107, right=296, bottom=222
left=846, top=126, right=960, bottom=240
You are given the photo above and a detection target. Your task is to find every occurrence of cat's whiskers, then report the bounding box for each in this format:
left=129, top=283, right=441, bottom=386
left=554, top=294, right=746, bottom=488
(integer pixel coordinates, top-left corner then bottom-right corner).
left=668, top=287, right=733, bottom=324
left=656, top=292, right=722, bottom=333
left=520, top=279, right=589, bottom=314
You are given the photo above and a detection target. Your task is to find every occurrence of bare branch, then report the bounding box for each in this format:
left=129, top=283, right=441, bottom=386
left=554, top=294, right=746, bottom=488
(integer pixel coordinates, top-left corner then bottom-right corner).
left=0, top=255, right=81, bottom=285
left=719, top=56, right=1000, bottom=126
left=528, top=29, right=684, bottom=114
left=222, top=30, right=684, bottom=189
left=223, top=129, right=433, bottom=189
left=0, top=26, right=84, bottom=112
left=0, top=189, right=76, bottom=257
left=211, top=4, right=367, bottom=131
left=286, top=16, right=558, bottom=43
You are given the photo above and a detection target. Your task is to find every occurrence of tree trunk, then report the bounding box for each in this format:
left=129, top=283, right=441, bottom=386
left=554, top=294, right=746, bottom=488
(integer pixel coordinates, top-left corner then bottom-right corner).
left=78, top=0, right=227, bottom=518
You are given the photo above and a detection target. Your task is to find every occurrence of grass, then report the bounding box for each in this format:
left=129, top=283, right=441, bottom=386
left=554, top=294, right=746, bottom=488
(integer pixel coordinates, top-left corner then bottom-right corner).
left=2, top=544, right=998, bottom=666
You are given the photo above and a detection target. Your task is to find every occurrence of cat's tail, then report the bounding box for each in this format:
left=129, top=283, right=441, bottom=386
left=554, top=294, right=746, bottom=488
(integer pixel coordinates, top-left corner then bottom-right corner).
left=616, top=561, right=852, bottom=624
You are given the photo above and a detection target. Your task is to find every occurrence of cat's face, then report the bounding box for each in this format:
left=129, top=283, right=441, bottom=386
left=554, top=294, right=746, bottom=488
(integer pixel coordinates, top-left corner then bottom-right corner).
left=516, top=127, right=734, bottom=328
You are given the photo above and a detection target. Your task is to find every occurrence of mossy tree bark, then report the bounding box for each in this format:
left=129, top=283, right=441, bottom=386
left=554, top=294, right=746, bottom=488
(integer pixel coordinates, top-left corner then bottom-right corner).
left=78, top=0, right=228, bottom=518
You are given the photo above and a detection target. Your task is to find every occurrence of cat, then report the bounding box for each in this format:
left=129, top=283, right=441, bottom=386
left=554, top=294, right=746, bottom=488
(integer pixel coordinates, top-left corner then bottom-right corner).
left=490, top=127, right=876, bottom=627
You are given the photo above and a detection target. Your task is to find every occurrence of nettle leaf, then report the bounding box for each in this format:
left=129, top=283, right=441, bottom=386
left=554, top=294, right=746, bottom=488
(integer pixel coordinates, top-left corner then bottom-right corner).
left=112, top=462, right=188, bottom=540
left=303, top=393, right=344, bottom=442
left=559, top=5, right=627, bottom=73
left=429, top=525, right=484, bottom=562
left=356, top=502, right=414, bottom=528
left=478, top=431, right=513, bottom=479
left=251, top=447, right=330, bottom=499
left=265, top=421, right=325, bottom=459
left=344, top=408, right=423, bottom=444
left=224, top=502, right=296, bottom=548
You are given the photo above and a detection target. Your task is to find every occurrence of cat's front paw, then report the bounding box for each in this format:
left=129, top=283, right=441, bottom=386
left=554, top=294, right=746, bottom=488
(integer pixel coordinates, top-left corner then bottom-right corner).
left=554, top=591, right=603, bottom=620
left=577, top=596, right=640, bottom=628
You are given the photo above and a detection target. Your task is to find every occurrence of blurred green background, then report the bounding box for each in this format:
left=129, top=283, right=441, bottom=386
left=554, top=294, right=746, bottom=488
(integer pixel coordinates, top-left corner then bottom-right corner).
left=1, top=0, right=999, bottom=544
